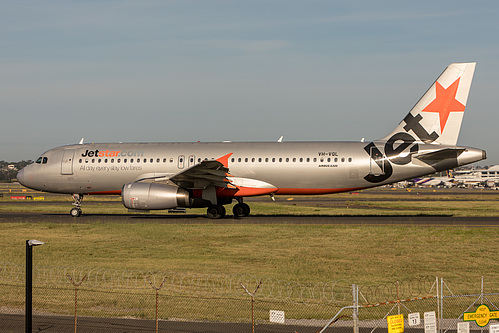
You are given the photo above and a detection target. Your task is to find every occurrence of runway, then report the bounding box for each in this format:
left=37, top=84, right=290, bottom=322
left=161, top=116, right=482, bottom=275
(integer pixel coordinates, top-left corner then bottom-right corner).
left=0, top=211, right=497, bottom=226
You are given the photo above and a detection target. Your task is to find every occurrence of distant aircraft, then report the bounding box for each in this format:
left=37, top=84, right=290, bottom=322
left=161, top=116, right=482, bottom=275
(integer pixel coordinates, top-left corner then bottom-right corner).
left=412, top=177, right=456, bottom=188
left=17, top=63, right=486, bottom=218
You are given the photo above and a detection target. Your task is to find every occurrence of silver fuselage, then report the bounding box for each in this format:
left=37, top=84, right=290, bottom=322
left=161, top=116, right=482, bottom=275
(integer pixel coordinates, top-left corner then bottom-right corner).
left=17, top=141, right=486, bottom=196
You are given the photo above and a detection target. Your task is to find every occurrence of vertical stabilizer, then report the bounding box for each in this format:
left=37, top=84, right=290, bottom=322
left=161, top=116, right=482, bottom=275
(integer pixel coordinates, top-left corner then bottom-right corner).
left=382, top=62, right=476, bottom=145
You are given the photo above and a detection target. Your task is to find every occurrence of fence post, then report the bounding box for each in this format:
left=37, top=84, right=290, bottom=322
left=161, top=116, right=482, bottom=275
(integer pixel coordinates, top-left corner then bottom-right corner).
left=397, top=280, right=401, bottom=315
left=480, top=276, right=484, bottom=304
left=67, top=273, right=87, bottom=333
left=241, top=281, right=262, bottom=333
left=439, top=277, right=444, bottom=333
left=352, top=284, right=359, bottom=333
left=147, top=275, right=168, bottom=333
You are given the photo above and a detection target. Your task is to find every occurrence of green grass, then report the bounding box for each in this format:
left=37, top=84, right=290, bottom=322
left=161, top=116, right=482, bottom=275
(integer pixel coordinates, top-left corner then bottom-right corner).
left=1, top=223, right=497, bottom=290
left=1, top=184, right=498, bottom=321
left=1, top=184, right=498, bottom=287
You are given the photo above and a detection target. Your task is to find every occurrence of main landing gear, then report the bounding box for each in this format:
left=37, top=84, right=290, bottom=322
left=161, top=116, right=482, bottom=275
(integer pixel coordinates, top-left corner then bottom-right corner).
left=206, top=199, right=251, bottom=219
left=232, top=202, right=250, bottom=218
left=70, top=194, right=83, bottom=217
left=207, top=205, right=226, bottom=219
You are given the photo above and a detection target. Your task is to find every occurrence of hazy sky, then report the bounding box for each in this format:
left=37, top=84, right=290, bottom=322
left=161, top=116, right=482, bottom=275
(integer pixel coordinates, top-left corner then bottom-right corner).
left=2, top=0, right=498, bottom=164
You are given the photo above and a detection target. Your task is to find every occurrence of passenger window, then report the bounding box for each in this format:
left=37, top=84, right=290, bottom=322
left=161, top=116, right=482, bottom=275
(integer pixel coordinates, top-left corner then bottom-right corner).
left=105, top=159, right=108, bottom=163
left=92, top=159, right=95, bottom=163
left=279, top=158, right=282, bottom=162
left=320, top=158, right=324, bottom=162
left=117, top=159, right=121, bottom=163
left=286, top=158, right=289, bottom=162
left=334, top=158, right=338, bottom=162
left=306, top=158, right=310, bottom=162
left=124, top=159, right=127, bottom=163
left=238, top=158, right=242, bottom=162
left=245, top=158, right=248, bottom=162
left=265, top=158, right=269, bottom=162
left=313, top=158, right=317, bottom=162
left=231, top=158, right=235, bottom=163
left=293, top=158, right=296, bottom=162
left=272, top=158, right=276, bottom=162
left=150, top=158, right=153, bottom=163
left=157, top=158, right=160, bottom=163
left=98, top=159, right=101, bottom=163
left=341, top=157, right=345, bottom=162
left=299, top=158, right=303, bottom=162
left=348, top=157, right=352, bottom=162
left=111, top=159, right=114, bottom=163
left=131, top=158, right=134, bottom=163
left=79, top=159, right=82, bottom=163
left=170, top=158, right=174, bottom=163
left=252, top=158, right=255, bottom=162
left=258, top=158, right=262, bottom=162
left=164, top=158, right=167, bottom=163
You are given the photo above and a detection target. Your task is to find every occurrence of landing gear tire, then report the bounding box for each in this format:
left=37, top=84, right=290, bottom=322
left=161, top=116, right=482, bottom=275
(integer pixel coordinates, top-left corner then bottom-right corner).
left=70, top=207, right=82, bottom=217
left=207, top=205, right=226, bottom=219
left=70, top=194, right=84, bottom=217
left=233, top=203, right=250, bottom=218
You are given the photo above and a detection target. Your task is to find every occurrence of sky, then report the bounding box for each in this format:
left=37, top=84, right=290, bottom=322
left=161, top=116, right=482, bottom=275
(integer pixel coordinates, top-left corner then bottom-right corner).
left=1, top=0, right=499, bottom=165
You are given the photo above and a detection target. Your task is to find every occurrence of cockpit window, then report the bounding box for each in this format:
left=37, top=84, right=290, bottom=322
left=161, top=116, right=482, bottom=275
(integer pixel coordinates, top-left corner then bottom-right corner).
left=42, top=157, right=48, bottom=164
left=36, top=157, right=42, bottom=164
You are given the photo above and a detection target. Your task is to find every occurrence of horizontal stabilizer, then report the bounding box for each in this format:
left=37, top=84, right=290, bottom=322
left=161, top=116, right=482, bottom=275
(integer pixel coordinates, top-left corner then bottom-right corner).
left=414, top=148, right=466, bottom=162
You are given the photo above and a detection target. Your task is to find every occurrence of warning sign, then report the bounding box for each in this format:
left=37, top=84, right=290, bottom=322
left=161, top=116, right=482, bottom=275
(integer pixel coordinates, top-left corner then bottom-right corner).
left=387, top=314, right=404, bottom=333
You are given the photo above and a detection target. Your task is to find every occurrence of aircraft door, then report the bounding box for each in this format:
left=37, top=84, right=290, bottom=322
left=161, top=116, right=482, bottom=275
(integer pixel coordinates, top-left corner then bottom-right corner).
left=188, top=155, right=195, bottom=167
left=61, top=149, right=76, bottom=175
left=178, top=155, right=185, bottom=169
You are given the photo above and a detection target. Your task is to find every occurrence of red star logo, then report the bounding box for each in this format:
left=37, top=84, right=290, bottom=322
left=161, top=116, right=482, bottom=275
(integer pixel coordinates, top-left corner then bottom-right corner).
left=422, top=78, right=465, bottom=133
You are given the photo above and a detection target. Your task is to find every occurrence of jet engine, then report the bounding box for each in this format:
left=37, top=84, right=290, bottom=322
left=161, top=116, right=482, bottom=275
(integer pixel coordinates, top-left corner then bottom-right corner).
left=122, top=182, right=191, bottom=210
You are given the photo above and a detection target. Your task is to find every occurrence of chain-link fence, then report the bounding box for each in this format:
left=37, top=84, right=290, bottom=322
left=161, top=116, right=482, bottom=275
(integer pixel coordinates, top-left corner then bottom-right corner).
left=0, top=262, right=497, bottom=333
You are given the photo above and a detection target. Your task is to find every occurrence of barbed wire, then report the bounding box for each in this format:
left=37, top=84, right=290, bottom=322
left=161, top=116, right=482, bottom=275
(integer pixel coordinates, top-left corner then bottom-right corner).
left=0, top=262, right=436, bottom=304
left=358, top=276, right=437, bottom=304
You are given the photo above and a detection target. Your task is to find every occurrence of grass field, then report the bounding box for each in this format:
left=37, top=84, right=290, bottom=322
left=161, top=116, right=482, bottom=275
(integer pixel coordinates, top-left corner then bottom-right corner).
left=0, top=183, right=498, bottom=292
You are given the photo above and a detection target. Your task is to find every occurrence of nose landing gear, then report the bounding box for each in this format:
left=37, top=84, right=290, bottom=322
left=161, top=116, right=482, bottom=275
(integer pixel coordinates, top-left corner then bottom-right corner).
left=70, top=194, right=83, bottom=217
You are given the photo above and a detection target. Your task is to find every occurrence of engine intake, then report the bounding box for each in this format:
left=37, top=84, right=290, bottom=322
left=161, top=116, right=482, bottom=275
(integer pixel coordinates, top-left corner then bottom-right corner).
left=122, top=182, right=191, bottom=210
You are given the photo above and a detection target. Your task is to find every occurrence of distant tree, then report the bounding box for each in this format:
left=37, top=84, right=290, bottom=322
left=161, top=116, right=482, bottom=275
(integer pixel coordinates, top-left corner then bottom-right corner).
left=0, top=160, right=33, bottom=182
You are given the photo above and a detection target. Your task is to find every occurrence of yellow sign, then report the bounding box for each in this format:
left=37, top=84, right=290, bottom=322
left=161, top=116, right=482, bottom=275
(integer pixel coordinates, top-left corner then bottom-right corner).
left=387, top=314, right=404, bottom=333
left=463, top=304, right=499, bottom=327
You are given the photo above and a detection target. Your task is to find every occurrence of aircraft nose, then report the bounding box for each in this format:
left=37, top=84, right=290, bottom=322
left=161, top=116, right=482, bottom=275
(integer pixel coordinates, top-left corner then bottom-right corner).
left=17, top=168, right=26, bottom=186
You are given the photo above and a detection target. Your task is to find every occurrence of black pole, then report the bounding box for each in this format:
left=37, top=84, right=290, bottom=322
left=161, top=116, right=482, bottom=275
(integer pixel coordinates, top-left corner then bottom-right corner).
left=25, top=240, right=32, bottom=333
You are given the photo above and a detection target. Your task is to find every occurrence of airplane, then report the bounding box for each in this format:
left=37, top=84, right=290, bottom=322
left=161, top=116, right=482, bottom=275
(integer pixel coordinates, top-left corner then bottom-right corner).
left=412, top=177, right=456, bottom=188
left=17, top=62, right=486, bottom=218
left=412, top=170, right=456, bottom=188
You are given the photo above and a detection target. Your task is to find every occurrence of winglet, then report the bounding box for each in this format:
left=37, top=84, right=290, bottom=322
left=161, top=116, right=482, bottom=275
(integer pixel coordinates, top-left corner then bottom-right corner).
left=216, top=153, right=233, bottom=168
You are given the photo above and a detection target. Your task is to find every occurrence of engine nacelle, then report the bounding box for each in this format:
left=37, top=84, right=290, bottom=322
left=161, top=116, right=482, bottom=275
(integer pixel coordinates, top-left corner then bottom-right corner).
left=122, top=182, right=191, bottom=210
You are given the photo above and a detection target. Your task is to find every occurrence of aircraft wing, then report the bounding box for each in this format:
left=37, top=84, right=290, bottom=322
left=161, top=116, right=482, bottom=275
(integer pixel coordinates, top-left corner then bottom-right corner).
left=169, top=156, right=235, bottom=190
